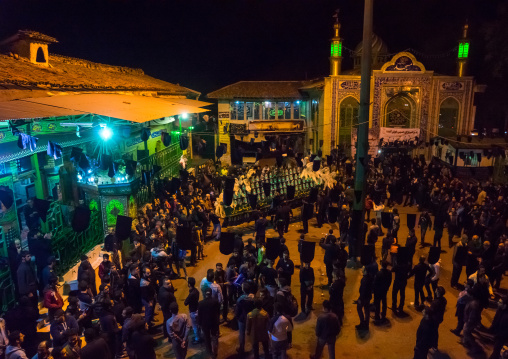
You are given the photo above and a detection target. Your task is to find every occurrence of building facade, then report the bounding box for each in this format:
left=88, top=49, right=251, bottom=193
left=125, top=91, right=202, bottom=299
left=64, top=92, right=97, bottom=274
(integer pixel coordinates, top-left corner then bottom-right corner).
left=208, top=21, right=481, bottom=163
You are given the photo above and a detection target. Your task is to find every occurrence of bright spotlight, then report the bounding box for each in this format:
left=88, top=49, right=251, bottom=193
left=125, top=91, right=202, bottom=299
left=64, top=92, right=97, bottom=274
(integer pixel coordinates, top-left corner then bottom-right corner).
left=181, top=113, right=189, bottom=120
left=99, top=126, right=113, bottom=141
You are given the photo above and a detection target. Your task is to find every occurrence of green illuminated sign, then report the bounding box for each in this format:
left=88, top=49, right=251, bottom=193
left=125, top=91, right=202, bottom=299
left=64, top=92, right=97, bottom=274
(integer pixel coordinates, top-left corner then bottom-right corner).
left=330, top=41, right=342, bottom=57
left=458, top=42, right=469, bottom=58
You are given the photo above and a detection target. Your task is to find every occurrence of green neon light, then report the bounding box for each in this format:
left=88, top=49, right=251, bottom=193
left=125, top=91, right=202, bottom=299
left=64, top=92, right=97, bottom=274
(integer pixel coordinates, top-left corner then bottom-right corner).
left=458, top=42, right=469, bottom=58
left=463, top=42, right=469, bottom=58
left=330, top=41, right=342, bottom=57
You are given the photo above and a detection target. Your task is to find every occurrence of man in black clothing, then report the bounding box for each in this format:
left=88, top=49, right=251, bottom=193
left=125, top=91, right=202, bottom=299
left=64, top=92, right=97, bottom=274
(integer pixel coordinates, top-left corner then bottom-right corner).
left=260, top=259, right=278, bottom=297
left=373, top=261, right=392, bottom=324
left=408, top=256, right=432, bottom=309
left=406, top=229, right=418, bottom=266
left=301, top=199, right=313, bottom=234
left=319, top=234, right=338, bottom=286
left=127, top=265, right=142, bottom=313
left=329, top=270, right=345, bottom=325
left=310, top=300, right=340, bottom=359
left=16, top=251, right=38, bottom=311
left=299, top=262, right=314, bottom=315
left=427, top=286, right=447, bottom=351
left=81, top=328, right=112, bottom=359
left=214, top=263, right=229, bottom=322
left=275, top=201, right=292, bottom=234
left=356, top=265, right=376, bottom=331
left=140, top=267, right=156, bottom=328
left=78, top=255, right=97, bottom=296
left=198, top=288, right=220, bottom=359
left=24, top=199, right=40, bottom=230
left=276, top=250, right=294, bottom=286
left=316, top=192, right=329, bottom=228
left=255, top=214, right=269, bottom=244
left=159, top=277, right=176, bottom=338
left=392, top=261, right=410, bottom=314
left=184, top=277, right=201, bottom=344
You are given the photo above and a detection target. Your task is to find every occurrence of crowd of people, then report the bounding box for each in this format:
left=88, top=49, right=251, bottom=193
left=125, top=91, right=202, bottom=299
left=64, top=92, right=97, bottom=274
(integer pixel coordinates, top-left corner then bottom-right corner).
left=1, top=151, right=508, bottom=359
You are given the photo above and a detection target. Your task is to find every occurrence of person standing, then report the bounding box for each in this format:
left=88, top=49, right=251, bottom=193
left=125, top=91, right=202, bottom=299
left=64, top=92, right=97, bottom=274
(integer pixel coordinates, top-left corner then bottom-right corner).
left=16, top=251, right=38, bottom=312
left=319, top=234, right=338, bottom=286
left=235, top=281, right=256, bottom=355
left=418, top=210, right=432, bottom=247
left=246, top=299, right=270, bottom=359
left=5, top=331, right=28, bottom=359
left=391, top=260, right=410, bottom=314
left=140, top=267, right=156, bottom=328
left=329, top=270, right=346, bottom=325
left=356, top=266, right=375, bottom=331
left=373, top=261, right=392, bottom=324
left=310, top=300, right=340, bottom=359
left=159, top=277, right=177, bottom=339
left=41, top=256, right=57, bottom=290
left=406, top=229, right=418, bottom=266
left=167, top=303, right=191, bottom=359
left=427, top=286, right=447, bottom=352
left=276, top=250, right=294, bottom=286
left=268, top=303, right=293, bottom=359
left=301, top=199, right=313, bottom=234
left=488, top=296, right=508, bottom=359
left=43, top=277, right=64, bottom=321
left=433, top=210, right=449, bottom=249
left=451, top=235, right=468, bottom=288
left=78, top=255, right=97, bottom=296
left=254, top=213, right=269, bottom=244
left=184, top=277, right=201, bottom=344
left=198, top=289, right=220, bottom=359
left=299, top=262, right=314, bottom=315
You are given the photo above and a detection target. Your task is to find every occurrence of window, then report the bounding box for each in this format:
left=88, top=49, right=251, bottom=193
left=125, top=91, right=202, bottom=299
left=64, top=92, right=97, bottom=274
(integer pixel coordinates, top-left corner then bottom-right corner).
left=36, top=47, right=46, bottom=63
left=263, top=102, right=276, bottom=120
left=254, top=102, right=261, bottom=119
left=246, top=102, right=254, bottom=120
left=237, top=102, right=244, bottom=120
left=300, top=101, right=307, bottom=120
left=339, top=97, right=359, bottom=127
left=438, top=98, right=459, bottom=138
left=385, top=95, right=413, bottom=128
left=230, top=102, right=237, bottom=120
left=293, top=101, right=300, bottom=119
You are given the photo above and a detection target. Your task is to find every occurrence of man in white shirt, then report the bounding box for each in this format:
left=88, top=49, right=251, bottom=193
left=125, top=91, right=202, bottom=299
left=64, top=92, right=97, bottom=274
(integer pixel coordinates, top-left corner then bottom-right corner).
left=200, top=269, right=223, bottom=304
left=268, top=303, right=293, bottom=359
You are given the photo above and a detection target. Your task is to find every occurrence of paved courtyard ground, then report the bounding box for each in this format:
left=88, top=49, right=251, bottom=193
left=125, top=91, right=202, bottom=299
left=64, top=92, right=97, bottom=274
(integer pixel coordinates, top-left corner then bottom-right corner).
left=150, top=205, right=504, bottom=359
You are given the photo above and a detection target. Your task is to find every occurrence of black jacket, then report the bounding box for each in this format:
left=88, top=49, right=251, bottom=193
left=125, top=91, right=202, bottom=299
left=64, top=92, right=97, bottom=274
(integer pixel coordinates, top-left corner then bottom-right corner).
left=409, top=263, right=431, bottom=285
left=159, top=286, right=176, bottom=312
left=81, top=337, right=112, bottom=359
left=373, top=268, right=392, bottom=294
left=198, top=297, right=220, bottom=330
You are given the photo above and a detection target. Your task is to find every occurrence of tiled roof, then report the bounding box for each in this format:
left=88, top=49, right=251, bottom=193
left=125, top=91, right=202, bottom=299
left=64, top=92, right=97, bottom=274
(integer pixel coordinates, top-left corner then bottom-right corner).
left=17, top=30, right=58, bottom=43
left=207, top=81, right=316, bottom=99
left=0, top=53, right=200, bottom=100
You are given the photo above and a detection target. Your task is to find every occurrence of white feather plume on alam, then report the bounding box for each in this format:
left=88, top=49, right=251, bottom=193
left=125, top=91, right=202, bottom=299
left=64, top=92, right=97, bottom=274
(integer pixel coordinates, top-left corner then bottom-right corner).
left=300, top=163, right=337, bottom=190
left=179, top=155, right=187, bottom=169
left=215, top=192, right=226, bottom=218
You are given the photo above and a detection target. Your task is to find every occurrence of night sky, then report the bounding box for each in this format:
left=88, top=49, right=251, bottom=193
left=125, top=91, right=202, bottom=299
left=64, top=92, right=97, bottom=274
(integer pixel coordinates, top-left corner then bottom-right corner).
left=0, top=0, right=505, bottom=125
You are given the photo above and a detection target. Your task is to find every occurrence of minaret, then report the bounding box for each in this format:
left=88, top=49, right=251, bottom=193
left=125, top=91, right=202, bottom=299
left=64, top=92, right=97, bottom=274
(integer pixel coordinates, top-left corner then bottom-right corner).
left=330, top=15, right=343, bottom=77
left=457, top=23, right=470, bottom=77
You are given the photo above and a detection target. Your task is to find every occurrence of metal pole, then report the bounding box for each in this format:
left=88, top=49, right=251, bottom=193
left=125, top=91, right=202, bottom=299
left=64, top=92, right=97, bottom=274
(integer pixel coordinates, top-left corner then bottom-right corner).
left=352, top=0, right=373, bottom=263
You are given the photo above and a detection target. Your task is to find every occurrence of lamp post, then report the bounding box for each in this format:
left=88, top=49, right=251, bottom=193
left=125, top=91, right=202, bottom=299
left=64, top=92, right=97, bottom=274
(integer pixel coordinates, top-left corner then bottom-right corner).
left=351, top=0, right=373, bottom=264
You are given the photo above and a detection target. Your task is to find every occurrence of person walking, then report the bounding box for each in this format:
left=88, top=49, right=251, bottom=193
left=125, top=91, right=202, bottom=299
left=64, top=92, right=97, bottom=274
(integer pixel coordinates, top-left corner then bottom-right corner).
left=319, top=234, right=338, bottom=286
left=418, top=211, right=432, bottom=247
left=310, top=300, right=340, bottom=359
left=198, top=289, right=220, bottom=359
left=408, top=256, right=432, bottom=310
left=329, top=270, right=345, bottom=325
left=246, top=299, right=270, bottom=359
